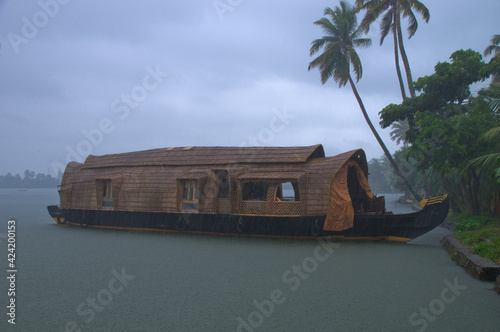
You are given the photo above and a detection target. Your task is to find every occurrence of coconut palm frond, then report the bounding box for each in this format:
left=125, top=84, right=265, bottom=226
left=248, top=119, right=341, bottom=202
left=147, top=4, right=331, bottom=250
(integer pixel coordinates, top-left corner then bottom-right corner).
left=308, top=1, right=371, bottom=87
left=389, top=120, right=410, bottom=145
left=379, top=9, right=394, bottom=45
left=481, top=126, right=500, bottom=142
left=484, top=34, right=500, bottom=57
left=468, top=153, right=500, bottom=171
left=488, top=98, right=500, bottom=113
left=496, top=164, right=500, bottom=183
left=354, top=0, right=429, bottom=99
left=462, top=152, right=500, bottom=180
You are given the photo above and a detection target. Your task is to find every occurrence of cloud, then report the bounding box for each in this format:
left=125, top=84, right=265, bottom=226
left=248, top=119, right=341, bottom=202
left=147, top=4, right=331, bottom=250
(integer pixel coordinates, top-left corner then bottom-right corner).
left=0, top=0, right=498, bottom=174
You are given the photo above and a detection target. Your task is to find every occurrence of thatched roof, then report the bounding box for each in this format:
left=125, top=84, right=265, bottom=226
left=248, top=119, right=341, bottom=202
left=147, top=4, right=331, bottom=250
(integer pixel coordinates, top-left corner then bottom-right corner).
left=82, top=144, right=325, bottom=169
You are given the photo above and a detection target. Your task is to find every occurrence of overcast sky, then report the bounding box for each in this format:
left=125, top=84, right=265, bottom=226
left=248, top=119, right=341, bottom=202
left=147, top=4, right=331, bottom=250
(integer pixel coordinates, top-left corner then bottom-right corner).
left=0, top=0, right=498, bottom=176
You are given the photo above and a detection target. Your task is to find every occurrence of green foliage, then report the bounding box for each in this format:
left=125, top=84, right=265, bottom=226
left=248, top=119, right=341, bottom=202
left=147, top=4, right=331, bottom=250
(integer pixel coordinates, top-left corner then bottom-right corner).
left=455, top=217, right=483, bottom=231
left=389, top=120, right=409, bottom=145
left=414, top=49, right=486, bottom=105
left=484, top=53, right=500, bottom=83
left=496, top=163, right=500, bottom=184
left=379, top=101, right=418, bottom=132
left=478, top=81, right=500, bottom=111
left=380, top=49, right=489, bottom=134
left=484, top=34, right=500, bottom=57
left=410, top=105, right=496, bottom=175
left=454, top=215, right=500, bottom=263
left=378, top=48, right=500, bottom=214
left=471, top=241, right=500, bottom=262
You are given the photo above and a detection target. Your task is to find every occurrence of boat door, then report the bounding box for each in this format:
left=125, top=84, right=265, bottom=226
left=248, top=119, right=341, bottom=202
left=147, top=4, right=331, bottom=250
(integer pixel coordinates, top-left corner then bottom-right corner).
left=213, top=170, right=231, bottom=214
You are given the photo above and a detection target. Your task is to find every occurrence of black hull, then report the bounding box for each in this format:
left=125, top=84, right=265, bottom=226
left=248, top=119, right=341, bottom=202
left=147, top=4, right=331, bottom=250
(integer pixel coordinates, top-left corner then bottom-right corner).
left=47, top=196, right=449, bottom=242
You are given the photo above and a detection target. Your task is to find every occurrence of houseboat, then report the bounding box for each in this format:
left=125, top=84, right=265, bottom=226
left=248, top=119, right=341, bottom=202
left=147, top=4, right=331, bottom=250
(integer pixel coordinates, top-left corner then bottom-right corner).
left=47, top=144, right=449, bottom=241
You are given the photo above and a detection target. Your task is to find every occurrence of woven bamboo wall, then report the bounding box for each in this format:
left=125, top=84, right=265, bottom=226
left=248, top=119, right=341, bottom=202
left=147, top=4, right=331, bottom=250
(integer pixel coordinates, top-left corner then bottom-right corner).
left=59, top=145, right=369, bottom=217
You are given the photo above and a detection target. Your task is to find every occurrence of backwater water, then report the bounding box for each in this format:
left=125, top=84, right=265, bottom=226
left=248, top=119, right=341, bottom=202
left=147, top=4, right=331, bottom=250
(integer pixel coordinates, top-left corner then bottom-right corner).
left=0, top=189, right=498, bottom=331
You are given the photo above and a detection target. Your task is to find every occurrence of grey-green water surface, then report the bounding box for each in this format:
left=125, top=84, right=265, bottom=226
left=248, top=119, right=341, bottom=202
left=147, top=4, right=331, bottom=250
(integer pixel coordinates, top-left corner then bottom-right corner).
left=0, top=189, right=498, bottom=331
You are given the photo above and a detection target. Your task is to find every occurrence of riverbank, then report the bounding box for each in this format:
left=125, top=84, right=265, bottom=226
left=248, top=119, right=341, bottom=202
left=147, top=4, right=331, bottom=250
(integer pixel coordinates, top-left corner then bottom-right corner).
left=441, top=235, right=499, bottom=280
left=440, top=213, right=500, bottom=294
left=448, top=213, right=500, bottom=264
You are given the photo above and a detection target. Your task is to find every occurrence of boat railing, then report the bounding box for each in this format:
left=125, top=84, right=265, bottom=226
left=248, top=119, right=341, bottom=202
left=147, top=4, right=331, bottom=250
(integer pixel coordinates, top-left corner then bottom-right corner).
left=240, top=200, right=302, bottom=216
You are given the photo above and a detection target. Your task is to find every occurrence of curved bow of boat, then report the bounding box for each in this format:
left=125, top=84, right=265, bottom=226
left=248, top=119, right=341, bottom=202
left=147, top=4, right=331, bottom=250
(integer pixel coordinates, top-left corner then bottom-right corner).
left=410, top=194, right=450, bottom=238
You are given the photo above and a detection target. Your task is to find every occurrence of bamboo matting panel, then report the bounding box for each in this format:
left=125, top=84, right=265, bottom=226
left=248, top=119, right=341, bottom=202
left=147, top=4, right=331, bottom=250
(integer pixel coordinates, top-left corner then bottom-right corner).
left=240, top=201, right=302, bottom=216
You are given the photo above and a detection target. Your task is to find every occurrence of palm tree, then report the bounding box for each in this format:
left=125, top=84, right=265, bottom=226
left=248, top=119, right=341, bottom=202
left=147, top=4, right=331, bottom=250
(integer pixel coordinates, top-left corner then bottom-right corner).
left=463, top=126, right=500, bottom=214
left=309, top=1, right=422, bottom=201
left=389, top=119, right=409, bottom=146
left=466, top=126, right=500, bottom=174
left=484, top=34, right=500, bottom=83
left=484, top=34, right=500, bottom=57
left=355, top=0, right=430, bottom=99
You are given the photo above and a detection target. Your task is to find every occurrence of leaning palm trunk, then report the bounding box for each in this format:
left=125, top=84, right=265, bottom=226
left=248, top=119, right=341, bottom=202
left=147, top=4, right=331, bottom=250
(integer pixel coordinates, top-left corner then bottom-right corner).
left=395, top=1, right=416, bottom=98
left=348, top=75, right=422, bottom=201
left=393, top=26, right=407, bottom=100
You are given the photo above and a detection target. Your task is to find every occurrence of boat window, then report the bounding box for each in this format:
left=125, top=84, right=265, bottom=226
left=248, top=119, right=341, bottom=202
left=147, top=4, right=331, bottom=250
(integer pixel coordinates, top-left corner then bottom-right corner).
left=242, top=181, right=300, bottom=201
left=281, top=181, right=300, bottom=201
left=102, top=180, right=114, bottom=208
left=181, top=179, right=199, bottom=210
left=240, top=180, right=302, bottom=216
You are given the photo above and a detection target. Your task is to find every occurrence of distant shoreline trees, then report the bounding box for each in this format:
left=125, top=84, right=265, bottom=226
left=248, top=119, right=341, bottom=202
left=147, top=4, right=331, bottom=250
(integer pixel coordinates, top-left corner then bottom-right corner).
left=0, top=170, right=62, bottom=188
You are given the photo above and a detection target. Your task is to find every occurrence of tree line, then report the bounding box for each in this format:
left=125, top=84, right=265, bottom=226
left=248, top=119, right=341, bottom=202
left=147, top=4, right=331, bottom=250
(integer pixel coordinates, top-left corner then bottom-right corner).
left=0, top=170, right=63, bottom=188
left=308, top=1, right=499, bottom=215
